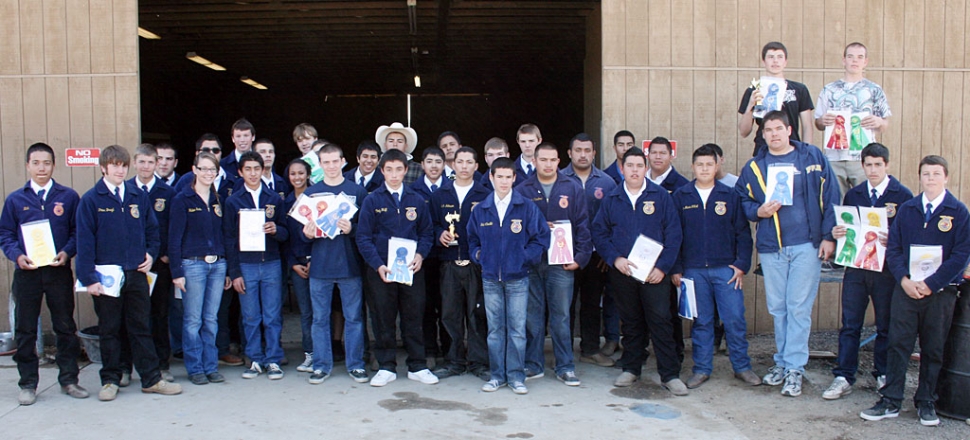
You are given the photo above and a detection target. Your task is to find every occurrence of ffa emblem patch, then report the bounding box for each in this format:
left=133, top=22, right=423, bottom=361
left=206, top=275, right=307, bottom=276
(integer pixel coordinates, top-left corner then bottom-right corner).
left=129, top=204, right=140, bottom=219
left=53, top=202, right=64, bottom=217
left=714, top=201, right=727, bottom=216
left=939, top=215, right=954, bottom=232
left=559, top=195, right=569, bottom=209
left=594, top=187, right=604, bottom=199
left=213, top=204, right=222, bottom=217
left=154, top=198, right=166, bottom=212
left=405, top=207, right=418, bottom=221
left=265, top=205, right=275, bottom=218
left=510, top=219, right=523, bottom=233
left=885, top=203, right=897, bottom=218
left=642, top=201, right=655, bottom=215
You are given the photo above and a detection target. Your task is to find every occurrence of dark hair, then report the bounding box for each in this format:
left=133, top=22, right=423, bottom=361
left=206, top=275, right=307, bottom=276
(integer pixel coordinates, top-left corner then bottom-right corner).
left=762, top=110, right=791, bottom=128
left=613, top=130, right=635, bottom=145
left=437, top=131, right=461, bottom=147
left=706, top=143, right=725, bottom=158
left=569, top=133, right=595, bottom=150
left=316, top=143, right=344, bottom=159
left=286, top=158, right=312, bottom=187
left=919, top=155, right=949, bottom=177
left=232, top=118, right=255, bottom=135
left=100, top=145, right=130, bottom=167
left=647, top=136, right=673, bottom=154
left=490, top=157, right=516, bottom=176
left=195, top=133, right=222, bottom=151
left=692, top=144, right=720, bottom=163
left=253, top=138, right=274, bottom=150
left=194, top=152, right=219, bottom=168
left=454, top=146, right=478, bottom=162
left=26, top=142, right=55, bottom=163
left=762, top=41, right=788, bottom=60
left=379, top=149, right=409, bottom=170
left=155, top=142, right=177, bottom=158
left=535, top=142, right=558, bottom=156
left=238, top=151, right=264, bottom=169
left=860, top=143, right=890, bottom=164
left=356, top=139, right=381, bottom=158
left=844, top=42, right=868, bottom=57
left=421, top=147, right=445, bottom=161
left=621, top=147, right=646, bottom=165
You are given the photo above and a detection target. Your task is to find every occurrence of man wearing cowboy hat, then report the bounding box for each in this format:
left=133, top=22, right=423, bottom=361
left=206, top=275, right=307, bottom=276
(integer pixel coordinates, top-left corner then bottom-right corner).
left=376, top=122, right=424, bottom=186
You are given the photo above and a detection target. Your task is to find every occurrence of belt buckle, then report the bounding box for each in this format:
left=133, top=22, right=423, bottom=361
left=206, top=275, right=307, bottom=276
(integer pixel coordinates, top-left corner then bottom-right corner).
left=454, top=260, right=470, bottom=267
left=204, top=255, right=218, bottom=264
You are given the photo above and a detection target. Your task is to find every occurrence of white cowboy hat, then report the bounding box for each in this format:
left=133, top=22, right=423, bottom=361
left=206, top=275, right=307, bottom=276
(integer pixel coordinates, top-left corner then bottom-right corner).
left=375, top=122, right=418, bottom=154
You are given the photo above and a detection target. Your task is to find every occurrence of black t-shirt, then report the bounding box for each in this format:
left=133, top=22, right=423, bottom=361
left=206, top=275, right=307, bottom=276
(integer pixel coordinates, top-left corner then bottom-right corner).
left=738, top=79, right=814, bottom=156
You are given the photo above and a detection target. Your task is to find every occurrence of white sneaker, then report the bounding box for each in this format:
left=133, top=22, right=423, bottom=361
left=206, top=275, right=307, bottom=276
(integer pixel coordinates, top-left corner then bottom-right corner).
left=408, top=369, right=440, bottom=385
left=763, top=365, right=785, bottom=386
left=370, top=370, right=397, bottom=387
left=780, top=370, right=803, bottom=397
left=822, top=376, right=852, bottom=400
left=296, top=352, right=314, bottom=373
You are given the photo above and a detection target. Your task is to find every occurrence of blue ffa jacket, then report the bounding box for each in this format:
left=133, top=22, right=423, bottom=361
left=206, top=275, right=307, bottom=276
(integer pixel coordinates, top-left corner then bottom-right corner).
left=344, top=167, right=385, bottom=193
left=157, top=171, right=179, bottom=187
left=411, top=177, right=453, bottom=204
left=168, top=183, right=226, bottom=279
left=0, top=180, right=80, bottom=263
left=467, top=191, right=550, bottom=282
left=671, top=181, right=753, bottom=274
left=220, top=153, right=241, bottom=178
left=76, top=180, right=160, bottom=286
left=128, top=178, right=176, bottom=259
left=479, top=167, right=527, bottom=191
left=735, top=140, right=840, bottom=253
left=223, top=185, right=288, bottom=279
left=356, top=185, right=434, bottom=272
left=654, top=167, right=691, bottom=193
left=175, top=169, right=236, bottom=201
left=282, top=191, right=312, bottom=268
left=562, top=164, right=617, bottom=230
left=604, top=160, right=623, bottom=184
left=516, top=172, right=593, bottom=268
left=430, top=181, right=491, bottom=261
left=591, top=180, right=682, bottom=275
left=301, top=179, right=369, bottom=279
left=842, top=176, right=914, bottom=275
left=886, top=191, right=970, bottom=293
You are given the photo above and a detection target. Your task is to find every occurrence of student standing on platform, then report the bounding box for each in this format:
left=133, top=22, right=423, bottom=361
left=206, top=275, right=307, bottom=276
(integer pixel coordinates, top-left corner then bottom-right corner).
left=76, top=145, right=181, bottom=401
left=1, top=143, right=87, bottom=405
left=468, top=158, right=550, bottom=395
left=860, top=155, right=970, bottom=427
left=224, top=152, right=289, bottom=380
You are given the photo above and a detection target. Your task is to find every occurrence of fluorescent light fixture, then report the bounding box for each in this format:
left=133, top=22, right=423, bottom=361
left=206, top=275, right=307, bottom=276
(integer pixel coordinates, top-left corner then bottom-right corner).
left=186, top=52, right=226, bottom=71
left=414, top=75, right=421, bottom=88
left=138, top=27, right=161, bottom=40
left=240, top=76, right=268, bottom=90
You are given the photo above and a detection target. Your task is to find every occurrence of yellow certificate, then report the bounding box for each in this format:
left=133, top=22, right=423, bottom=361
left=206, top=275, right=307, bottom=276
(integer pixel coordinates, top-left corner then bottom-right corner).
left=21, top=219, right=56, bottom=267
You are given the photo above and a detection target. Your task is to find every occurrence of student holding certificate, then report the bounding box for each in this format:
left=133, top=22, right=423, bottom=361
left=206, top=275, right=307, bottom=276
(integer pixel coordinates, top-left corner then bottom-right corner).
left=590, top=147, right=687, bottom=396
left=168, top=152, right=229, bottom=386
left=0, top=143, right=85, bottom=405
left=861, top=155, right=970, bottom=427
left=76, top=145, right=181, bottom=401
left=224, top=152, right=288, bottom=381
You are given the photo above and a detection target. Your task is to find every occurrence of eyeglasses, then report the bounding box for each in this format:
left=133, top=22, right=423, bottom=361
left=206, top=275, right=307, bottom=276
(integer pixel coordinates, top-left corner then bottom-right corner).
left=196, top=167, right=218, bottom=174
left=200, top=147, right=221, bottom=154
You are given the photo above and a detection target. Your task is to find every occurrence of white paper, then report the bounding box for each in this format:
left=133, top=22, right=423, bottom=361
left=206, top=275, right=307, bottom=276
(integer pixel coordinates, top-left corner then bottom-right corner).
left=834, top=206, right=888, bottom=272
left=823, top=110, right=852, bottom=151
left=239, top=209, right=266, bottom=252
left=627, top=234, right=663, bottom=283
left=387, top=237, right=418, bottom=285
left=766, top=164, right=795, bottom=206
left=547, top=221, right=574, bottom=265
left=20, top=219, right=57, bottom=267
left=909, top=245, right=943, bottom=282
left=753, top=76, right=787, bottom=118
left=678, top=278, right=698, bottom=320
left=316, top=192, right=359, bottom=239
left=74, top=265, right=124, bottom=297
left=147, top=271, right=157, bottom=296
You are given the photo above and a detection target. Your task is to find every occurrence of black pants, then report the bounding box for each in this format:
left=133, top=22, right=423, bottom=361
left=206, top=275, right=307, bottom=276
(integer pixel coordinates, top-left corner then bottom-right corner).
left=365, top=268, right=427, bottom=372
left=422, top=257, right=450, bottom=357
left=576, top=253, right=609, bottom=356
left=882, top=283, right=957, bottom=405
left=122, top=261, right=174, bottom=372
left=92, top=270, right=161, bottom=388
left=439, top=261, right=489, bottom=372
left=669, top=284, right=685, bottom=361
left=609, top=268, right=682, bottom=382
left=12, top=266, right=80, bottom=389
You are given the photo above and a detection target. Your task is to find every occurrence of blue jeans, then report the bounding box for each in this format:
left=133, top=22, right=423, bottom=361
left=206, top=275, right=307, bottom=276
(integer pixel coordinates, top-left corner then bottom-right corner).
left=309, top=276, right=365, bottom=373
left=526, top=263, right=575, bottom=375
left=684, top=266, right=752, bottom=375
left=483, top=277, right=529, bottom=384
left=238, top=261, right=284, bottom=365
left=290, top=269, right=313, bottom=353
left=833, top=268, right=894, bottom=384
left=759, top=242, right=821, bottom=373
left=181, top=259, right=226, bottom=376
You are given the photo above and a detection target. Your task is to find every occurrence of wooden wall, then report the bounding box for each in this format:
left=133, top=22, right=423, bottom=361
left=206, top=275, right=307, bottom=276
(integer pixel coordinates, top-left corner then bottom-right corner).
left=601, top=0, right=970, bottom=333
left=0, top=0, right=140, bottom=332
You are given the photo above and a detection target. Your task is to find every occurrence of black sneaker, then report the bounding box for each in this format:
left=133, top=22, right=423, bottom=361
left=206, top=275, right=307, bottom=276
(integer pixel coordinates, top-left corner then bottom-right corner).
left=348, top=369, right=369, bottom=383
left=308, top=370, right=330, bottom=385
left=917, top=401, right=940, bottom=426
left=206, top=372, right=226, bottom=383
left=471, top=368, right=492, bottom=382
left=189, top=374, right=209, bottom=385
left=860, top=397, right=900, bottom=421
left=432, top=366, right=463, bottom=379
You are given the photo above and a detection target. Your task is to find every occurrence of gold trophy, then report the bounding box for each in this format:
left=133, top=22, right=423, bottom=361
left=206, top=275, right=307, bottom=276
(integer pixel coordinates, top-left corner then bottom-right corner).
left=750, top=77, right=762, bottom=106
left=445, top=212, right=460, bottom=246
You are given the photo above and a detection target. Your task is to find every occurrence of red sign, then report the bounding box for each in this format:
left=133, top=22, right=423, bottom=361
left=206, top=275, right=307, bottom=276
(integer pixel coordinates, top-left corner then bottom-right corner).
left=642, top=139, right=678, bottom=158
left=66, top=148, right=100, bottom=167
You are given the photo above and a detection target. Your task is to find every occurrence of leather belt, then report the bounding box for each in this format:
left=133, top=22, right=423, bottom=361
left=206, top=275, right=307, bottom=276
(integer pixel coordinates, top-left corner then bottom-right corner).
left=186, top=255, right=223, bottom=263
left=454, top=260, right=471, bottom=266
